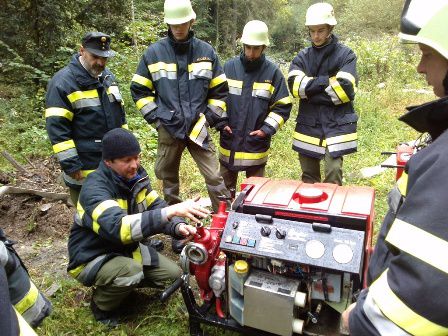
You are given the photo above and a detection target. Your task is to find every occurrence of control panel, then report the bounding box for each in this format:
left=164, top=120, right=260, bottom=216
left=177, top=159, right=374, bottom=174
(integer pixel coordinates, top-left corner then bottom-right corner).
left=219, top=212, right=365, bottom=275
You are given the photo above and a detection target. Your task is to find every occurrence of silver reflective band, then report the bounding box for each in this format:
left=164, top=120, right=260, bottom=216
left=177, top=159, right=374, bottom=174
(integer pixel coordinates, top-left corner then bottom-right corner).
left=113, top=271, right=144, bottom=287
left=0, top=241, right=8, bottom=267
left=252, top=89, right=272, bottom=99
left=229, top=87, right=242, bottom=95
left=72, top=98, right=101, bottom=109
left=325, top=85, right=342, bottom=105
left=22, top=290, right=47, bottom=325
left=151, top=71, right=177, bottom=81
left=363, top=289, right=411, bottom=336
left=76, top=255, right=107, bottom=284
left=140, top=101, right=157, bottom=117
left=299, top=76, right=312, bottom=99
left=293, top=140, right=326, bottom=155
left=234, top=157, right=268, bottom=167
left=189, top=70, right=213, bottom=80
left=56, top=148, right=78, bottom=162
left=328, top=141, right=357, bottom=153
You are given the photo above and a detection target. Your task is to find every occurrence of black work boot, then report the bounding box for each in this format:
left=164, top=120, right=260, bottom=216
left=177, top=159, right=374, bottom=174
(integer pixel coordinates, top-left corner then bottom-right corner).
left=90, top=299, right=120, bottom=327
left=171, top=238, right=186, bottom=254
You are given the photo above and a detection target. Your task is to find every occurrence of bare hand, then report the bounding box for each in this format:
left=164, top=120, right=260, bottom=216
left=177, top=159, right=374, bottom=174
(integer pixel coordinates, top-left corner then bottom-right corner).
left=341, top=302, right=356, bottom=333
left=177, top=223, right=197, bottom=237
left=165, top=197, right=210, bottom=224
left=249, top=129, right=266, bottom=137
left=223, top=126, right=232, bottom=134
left=69, top=170, right=83, bottom=181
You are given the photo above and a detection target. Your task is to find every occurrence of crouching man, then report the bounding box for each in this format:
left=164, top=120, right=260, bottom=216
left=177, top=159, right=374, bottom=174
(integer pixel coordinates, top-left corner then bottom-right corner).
left=67, top=128, right=209, bottom=326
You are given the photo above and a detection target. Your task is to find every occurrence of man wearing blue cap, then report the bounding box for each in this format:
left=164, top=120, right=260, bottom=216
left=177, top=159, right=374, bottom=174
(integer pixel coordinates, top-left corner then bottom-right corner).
left=45, top=32, right=127, bottom=206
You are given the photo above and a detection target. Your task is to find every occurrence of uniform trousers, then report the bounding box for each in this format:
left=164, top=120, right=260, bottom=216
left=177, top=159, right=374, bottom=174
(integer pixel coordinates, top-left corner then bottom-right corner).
left=155, top=126, right=230, bottom=212
left=92, top=253, right=180, bottom=311
left=299, top=148, right=343, bottom=185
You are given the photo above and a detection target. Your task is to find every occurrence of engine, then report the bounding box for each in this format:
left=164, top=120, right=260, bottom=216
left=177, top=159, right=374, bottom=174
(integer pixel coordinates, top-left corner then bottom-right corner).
left=179, top=177, right=375, bottom=336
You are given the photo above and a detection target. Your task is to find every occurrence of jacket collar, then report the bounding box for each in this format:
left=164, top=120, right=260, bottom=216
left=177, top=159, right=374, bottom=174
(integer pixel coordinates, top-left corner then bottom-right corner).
left=399, top=96, right=448, bottom=140
left=98, top=161, right=149, bottom=194
left=68, top=53, right=103, bottom=88
left=240, top=52, right=266, bottom=72
left=168, top=30, right=194, bottom=54
left=311, top=33, right=338, bottom=50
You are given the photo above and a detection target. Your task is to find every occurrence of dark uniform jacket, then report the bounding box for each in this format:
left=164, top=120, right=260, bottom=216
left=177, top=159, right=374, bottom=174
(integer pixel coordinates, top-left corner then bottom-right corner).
left=287, top=35, right=358, bottom=159
left=219, top=54, right=292, bottom=171
left=67, top=162, right=184, bottom=286
left=45, top=54, right=127, bottom=189
left=130, top=31, right=228, bottom=148
left=0, top=229, right=51, bottom=328
left=350, top=96, right=448, bottom=335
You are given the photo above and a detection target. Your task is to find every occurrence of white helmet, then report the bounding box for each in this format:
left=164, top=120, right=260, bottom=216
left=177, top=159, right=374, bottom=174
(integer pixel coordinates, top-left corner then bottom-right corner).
left=241, top=20, right=270, bottom=46
left=305, top=2, right=337, bottom=26
left=164, top=0, right=196, bottom=25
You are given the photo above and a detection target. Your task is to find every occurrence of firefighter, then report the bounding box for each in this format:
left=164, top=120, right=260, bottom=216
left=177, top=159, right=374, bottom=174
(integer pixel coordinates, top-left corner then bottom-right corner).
left=45, top=32, right=127, bottom=206
left=130, top=0, right=231, bottom=252
left=219, top=20, right=292, bottom=191
left=67, top=128, right=208, bottom=326
left=342, top=1, right=448, bottom=334
left=287, top=3, right=358, bottom=185
left=0, top=228, right=51, bottom=329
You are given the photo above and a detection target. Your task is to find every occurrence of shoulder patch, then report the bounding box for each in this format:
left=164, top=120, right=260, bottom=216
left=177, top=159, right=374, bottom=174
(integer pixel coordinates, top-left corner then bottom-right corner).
left=196, top=57, right=212, bottom=62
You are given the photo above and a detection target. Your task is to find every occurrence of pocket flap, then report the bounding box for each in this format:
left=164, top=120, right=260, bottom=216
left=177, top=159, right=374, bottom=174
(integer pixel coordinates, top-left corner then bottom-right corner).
left=297, top=113, right=316, bottom=127
left=337, top=113, right=358, bottom=125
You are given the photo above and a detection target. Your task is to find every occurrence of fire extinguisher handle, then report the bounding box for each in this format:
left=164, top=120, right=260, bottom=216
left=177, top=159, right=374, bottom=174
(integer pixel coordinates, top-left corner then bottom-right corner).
left=160, top=277, right=183, bottom=302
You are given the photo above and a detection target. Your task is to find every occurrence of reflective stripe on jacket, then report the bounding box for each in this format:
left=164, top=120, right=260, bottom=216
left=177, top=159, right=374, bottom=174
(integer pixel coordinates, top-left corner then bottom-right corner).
left=45, top=54, right=127, bottom=188
left=0, top=230, right=51, bottom=328
left=130, top=31, right=228, bottom=149
left=67, top=162, right=183, bottom=286
left=349, top=97, right=448, bottom=335
left=288, top=35, right=358, bottom=159
left=219, top=54, right=292, bottom=171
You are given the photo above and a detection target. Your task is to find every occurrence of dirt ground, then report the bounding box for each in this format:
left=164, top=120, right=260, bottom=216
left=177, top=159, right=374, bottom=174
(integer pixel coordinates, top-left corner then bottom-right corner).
left=0, top=156, right=181, bottom=282
left=0, top=157, right=74, bottom=279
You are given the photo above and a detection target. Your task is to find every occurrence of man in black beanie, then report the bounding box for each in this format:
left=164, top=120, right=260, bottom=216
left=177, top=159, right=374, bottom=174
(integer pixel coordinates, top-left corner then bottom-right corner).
left=67, top=128, right=209, bottom=326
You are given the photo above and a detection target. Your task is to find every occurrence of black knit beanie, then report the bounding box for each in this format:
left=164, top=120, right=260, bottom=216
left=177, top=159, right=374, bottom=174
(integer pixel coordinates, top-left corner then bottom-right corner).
left=102, top=128, right=141, bottom=160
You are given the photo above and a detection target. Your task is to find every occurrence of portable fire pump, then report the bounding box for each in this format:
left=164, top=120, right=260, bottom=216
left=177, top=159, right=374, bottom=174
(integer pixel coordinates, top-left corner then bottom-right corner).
left=162, top=177, right=375, bottom=336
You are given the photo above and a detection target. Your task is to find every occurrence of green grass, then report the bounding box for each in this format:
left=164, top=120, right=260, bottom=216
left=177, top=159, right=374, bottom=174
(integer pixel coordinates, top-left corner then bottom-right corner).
left=1, top=35, right=436, bottom=335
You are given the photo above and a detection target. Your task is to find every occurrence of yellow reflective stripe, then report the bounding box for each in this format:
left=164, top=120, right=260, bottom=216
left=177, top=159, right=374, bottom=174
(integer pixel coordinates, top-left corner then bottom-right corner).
left=15, top=308, right=37, bottom=336
left=120, top=216, right=133, bottom=244
left=209, top=73, right=227, bottom=88
left=45, top=107, right=74, bottom=121
left=67, top=89, right=98, bottom=103
left=136, top=189, right=146, bottom=204
left=293, top=132, right=321, bottom=146
left=148, top=62, right=177, bottom=73
left=77, top=201, right=85, bottom=220
left=386, top=218, right=448, bottom=274
left=266, top=112, right=284, bottom=128
left=14, top=282, right=38, bottom=314
left=190, top=114, right=207, bottom=140
left=253, top=82, right=275, bottom=94
left=132, top=247, right=142, bottom=263
left=336, top=71, right=356, bottom=88
left=136, top=97, right=155, bottom=110
left=371, top=270, right=448, bottom=335
left=146, top=190, right=159, bottom=207
left=228, top=79, right=243, bottom=88
left=326, top=132, right=358, bottom=145
left=68, top=264, right=85, bottom=278
left=117, top=199, right=128, bottom=210
left=270, top=96, right=292, bottom=108
left=291, top=70, right=306, bottom=97
left=234, top=150, right=269, bottom=160
left=80, top=170, right=95, bottom=178
left=92, top=200, right=120, bottom=234
left=53, top=139, right=75, bottom=154
left=329, top=76, right=350, bottom=103
left=397, top=172, right=408, bottom=196
left=122, top=124, right=129, bottom=130
left=208, top=99, right=226, bottom=111
left=219, top=146, right=231, bottom=157
left=131, top=74, right=154, bottom=90
left=188, top=62, right=212, bottom=72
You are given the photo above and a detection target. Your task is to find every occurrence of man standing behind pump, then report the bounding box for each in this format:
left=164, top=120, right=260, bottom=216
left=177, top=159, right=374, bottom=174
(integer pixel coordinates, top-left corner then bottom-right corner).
left=130, top=0, right=230, bottom=216
left=45, top=32, right=127, bottom=205
left=219, top=21, right=292, bottom=191
left=288, top=3, right=358, bottom=185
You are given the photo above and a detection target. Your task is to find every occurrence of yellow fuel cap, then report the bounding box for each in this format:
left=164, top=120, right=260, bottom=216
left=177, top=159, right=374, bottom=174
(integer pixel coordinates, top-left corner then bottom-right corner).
left=234, top=260, right=249, bottom=274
